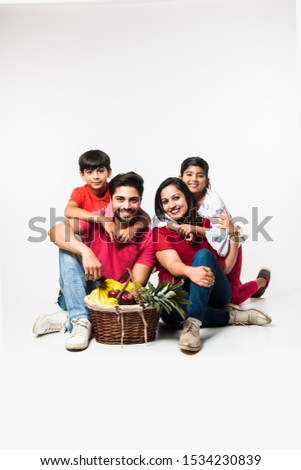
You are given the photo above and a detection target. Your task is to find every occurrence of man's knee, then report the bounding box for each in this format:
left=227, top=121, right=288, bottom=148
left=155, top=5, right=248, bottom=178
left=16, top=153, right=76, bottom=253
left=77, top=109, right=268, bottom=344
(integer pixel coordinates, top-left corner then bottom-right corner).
left=192, top=249, right=215, bottom=266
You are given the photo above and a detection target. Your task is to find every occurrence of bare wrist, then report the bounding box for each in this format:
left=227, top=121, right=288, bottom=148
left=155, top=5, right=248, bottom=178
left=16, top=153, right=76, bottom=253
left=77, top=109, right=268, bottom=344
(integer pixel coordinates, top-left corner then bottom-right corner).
left=171, top=222, right=180, bottom=232
left=133, top=221, right=143, bottom=230
left=94, top=215, right=106, bottom=224
left=227, top=223, right=235, bottom=234
left=183, top=265, right=192, bottom=278
left=78, top=244, right=90, bottom=256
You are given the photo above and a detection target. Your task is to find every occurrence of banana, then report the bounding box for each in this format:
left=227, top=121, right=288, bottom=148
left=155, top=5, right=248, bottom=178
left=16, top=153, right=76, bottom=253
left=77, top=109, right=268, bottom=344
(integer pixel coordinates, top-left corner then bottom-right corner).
left=89, top=279, right=142, bottom=305
left=89, top=288, right=101, bottom=303
left=105, top=279, right=123, bottom=291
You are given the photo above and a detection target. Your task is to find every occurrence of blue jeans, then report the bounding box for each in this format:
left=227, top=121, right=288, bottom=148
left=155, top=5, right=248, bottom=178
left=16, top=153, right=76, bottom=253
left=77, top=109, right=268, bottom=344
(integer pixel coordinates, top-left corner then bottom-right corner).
left=57, top=249, right=99, bottom=331
left=161, top=249, right=231, bottom=328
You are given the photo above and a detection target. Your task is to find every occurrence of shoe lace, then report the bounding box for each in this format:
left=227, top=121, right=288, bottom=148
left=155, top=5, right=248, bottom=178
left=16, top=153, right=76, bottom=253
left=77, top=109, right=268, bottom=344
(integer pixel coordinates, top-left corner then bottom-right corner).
left=183, top=320, right=199, bottom=336
left=70, top=319, right=89, bottom=337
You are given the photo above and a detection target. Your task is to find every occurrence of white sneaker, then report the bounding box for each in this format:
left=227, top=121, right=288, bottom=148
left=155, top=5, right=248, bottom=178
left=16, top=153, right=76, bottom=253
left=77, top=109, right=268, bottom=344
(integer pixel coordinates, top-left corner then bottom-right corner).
left=227, top=303, right=272, bottom=326
left=32, top=310, right=68, bottom=335
left=65, top=318, right=92, bottom=351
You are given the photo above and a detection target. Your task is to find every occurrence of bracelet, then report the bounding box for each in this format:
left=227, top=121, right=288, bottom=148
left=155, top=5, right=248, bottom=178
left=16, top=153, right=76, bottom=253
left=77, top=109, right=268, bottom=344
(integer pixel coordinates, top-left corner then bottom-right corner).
left=228, top=229, right=241, bottom=239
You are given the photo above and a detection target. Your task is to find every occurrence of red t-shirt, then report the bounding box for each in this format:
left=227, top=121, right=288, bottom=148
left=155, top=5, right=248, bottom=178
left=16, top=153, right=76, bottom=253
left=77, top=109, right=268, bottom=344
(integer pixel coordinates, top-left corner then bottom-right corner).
left=69, top=184, right=111, bottom=212
left=80, top=221, right=154, bottom=281
left=153, top=225, right=225, bottom=284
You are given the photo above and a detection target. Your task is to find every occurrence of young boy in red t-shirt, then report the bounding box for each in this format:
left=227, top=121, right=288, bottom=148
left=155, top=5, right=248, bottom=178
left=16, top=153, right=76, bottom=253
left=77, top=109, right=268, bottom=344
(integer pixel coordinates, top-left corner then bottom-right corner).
left=64, top=149, right=150, bottom=242
left=65, top=149, right=112, bottom=217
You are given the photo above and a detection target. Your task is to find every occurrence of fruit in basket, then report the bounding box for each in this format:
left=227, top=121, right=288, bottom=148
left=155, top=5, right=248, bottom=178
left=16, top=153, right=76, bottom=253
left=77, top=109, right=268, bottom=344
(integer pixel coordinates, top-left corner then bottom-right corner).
left=105, top=297, right=118, bottom=305
left=103, top=279, right=122, bottom=289
left=89, top=286, right=109, bottom=304
left=125, top=281, right=142, bottom=291
left=108, top=289, right=121, bottom=298
left=89, top=275, right=189, bottom=316
left=89, top=279, right=123, bottom=305
left=119, top=291, right=135, bottom=305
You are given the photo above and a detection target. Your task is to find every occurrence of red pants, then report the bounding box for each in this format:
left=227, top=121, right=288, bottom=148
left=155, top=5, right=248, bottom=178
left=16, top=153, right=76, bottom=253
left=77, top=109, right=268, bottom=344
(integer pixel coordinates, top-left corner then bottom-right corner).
left=227, top=247, right=258, bottom=305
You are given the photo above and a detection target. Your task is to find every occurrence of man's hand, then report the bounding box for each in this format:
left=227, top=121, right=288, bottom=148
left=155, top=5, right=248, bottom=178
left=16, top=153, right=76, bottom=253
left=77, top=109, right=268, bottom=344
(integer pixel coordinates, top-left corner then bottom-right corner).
left=81, top=247, right=102, bottom=281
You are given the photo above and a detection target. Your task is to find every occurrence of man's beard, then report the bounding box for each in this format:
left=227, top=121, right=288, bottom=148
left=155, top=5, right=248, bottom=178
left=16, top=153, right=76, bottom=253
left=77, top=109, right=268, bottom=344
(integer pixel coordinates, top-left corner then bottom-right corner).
left=113, top=208, right=136, bottom=223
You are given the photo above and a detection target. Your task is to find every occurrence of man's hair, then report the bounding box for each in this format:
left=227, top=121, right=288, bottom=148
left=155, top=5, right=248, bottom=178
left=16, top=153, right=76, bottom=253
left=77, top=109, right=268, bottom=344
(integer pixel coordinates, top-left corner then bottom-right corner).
left=154, top=177, right=196, bottom=225
left=78, top=149, right=111, bottom=172
left=109, top=171, right=144, bottom=198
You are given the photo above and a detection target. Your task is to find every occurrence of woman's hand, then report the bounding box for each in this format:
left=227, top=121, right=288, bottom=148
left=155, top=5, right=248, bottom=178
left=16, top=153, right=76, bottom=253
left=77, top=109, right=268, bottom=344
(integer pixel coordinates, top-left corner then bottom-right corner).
left=186, top=265, right=215, bottom=288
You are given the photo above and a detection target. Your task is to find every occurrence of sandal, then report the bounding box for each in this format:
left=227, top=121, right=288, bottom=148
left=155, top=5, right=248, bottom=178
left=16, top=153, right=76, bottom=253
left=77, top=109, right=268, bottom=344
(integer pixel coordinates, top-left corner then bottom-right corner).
left=251, top=268, right=271, bottom=298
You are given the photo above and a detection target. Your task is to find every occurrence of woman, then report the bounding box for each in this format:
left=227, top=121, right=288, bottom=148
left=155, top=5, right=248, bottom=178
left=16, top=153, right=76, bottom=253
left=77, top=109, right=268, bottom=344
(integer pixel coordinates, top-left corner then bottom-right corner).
left=153, top=178, right=272, bottom=353
left=153, top=157, right=271, bottom=303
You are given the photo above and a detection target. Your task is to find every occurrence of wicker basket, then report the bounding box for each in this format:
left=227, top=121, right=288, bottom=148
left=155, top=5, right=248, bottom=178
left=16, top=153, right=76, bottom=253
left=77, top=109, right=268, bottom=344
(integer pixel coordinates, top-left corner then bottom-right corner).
left=85, top=295, right=161, bottom=345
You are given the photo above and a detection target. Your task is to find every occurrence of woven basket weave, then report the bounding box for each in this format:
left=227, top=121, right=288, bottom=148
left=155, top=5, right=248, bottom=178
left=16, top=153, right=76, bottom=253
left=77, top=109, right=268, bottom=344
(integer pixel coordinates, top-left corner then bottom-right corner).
left=85, top=295, right=161, bottom=345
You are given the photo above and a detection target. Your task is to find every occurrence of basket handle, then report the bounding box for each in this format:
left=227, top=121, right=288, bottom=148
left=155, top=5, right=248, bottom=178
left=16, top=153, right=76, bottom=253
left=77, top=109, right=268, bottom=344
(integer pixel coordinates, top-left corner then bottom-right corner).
left=117, top=267, right=135, bottom=284
left=115, top=276, right=131, bottom=303
left=126, top=267, right=140, bottom=300
left=117, top=271, right=128, bottom=283
left=115, top=267, right=140, bottom=303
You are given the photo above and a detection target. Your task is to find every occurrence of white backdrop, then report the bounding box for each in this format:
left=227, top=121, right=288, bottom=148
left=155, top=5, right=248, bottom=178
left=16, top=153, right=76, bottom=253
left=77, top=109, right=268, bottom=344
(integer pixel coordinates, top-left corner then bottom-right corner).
left=0, top=0, right=300, bottom=453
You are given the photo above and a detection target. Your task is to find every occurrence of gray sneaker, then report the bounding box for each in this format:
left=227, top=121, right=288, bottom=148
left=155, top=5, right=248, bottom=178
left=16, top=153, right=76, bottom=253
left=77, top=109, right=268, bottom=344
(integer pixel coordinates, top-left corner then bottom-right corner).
left=227, top=304, right=272, bottom=326
left=178, top=317, right=202, bottom=352
left=65, top=318, right=92, bottom=351
left=33, top=310, right=68, bottom=335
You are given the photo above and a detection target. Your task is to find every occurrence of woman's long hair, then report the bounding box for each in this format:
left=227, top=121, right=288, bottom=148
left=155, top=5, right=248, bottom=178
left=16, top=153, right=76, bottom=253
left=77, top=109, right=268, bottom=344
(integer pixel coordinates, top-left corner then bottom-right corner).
left=154, top=177, right=197, bottom=226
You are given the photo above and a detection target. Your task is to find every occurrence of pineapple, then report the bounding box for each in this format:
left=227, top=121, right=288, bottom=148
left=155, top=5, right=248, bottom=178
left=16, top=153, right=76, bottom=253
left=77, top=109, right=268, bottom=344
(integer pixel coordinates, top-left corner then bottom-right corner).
left=137, top=279, right=190, bottom=318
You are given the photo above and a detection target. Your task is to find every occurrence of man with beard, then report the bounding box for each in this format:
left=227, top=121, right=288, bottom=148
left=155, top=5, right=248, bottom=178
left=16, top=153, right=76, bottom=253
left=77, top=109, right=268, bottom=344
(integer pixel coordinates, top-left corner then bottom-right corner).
left=32, top=172, right=154, bottom=351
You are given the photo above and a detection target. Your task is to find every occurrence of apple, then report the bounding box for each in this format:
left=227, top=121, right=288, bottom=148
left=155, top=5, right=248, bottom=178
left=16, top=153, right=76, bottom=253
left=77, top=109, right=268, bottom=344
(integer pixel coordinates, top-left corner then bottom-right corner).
left=119, top=291, right=135, bottom=305
left=108, top=289, right=121, bottom=298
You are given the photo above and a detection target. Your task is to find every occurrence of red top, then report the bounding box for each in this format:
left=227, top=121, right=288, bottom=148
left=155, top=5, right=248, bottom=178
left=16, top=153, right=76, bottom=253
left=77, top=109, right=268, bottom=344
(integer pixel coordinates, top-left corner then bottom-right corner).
left=69, top=184, right=111, bottom=212
left=80, top=219, right=155, bottom=280
left=153, top=223, right=225, bottom=284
